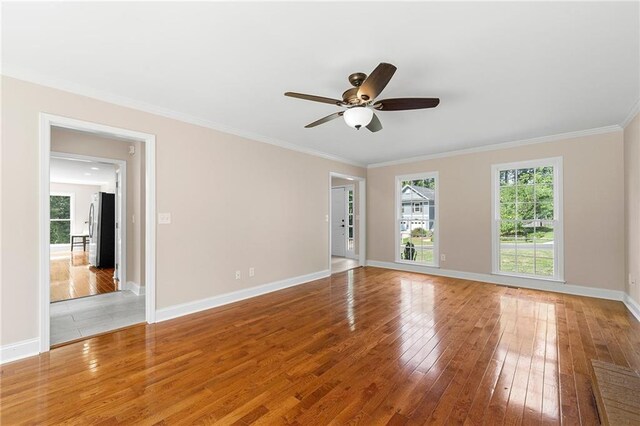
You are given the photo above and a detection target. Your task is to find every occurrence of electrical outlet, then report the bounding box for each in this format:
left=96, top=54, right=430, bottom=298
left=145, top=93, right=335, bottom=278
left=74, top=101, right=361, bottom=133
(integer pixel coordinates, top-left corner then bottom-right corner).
left=249, top=267, right=255, bottom=277
left=235, top=270, right=241, bottom=280
left=440, top=254, right=446, bottom=261
left=158, top=213, right=171, bottom=224
left=325, top=215, right=329, bottom=222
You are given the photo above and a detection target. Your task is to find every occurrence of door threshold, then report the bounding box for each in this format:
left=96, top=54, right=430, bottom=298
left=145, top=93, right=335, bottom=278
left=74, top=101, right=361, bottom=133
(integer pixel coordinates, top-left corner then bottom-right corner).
left=50, top=322, right=146, bottom=349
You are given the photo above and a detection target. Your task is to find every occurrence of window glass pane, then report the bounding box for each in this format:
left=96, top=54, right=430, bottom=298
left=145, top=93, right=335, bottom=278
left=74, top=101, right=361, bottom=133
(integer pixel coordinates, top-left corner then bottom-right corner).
left=516, top=203, right=535, bottom=220
left=349, top=216, right=353, bottom=226
left=517, top=185, right=534, bottom=203
left=534, top=225, right=554, bottom=258
left=500, top=204, right=515, bottom=220
left=535, top=203, right=554, bottom=220
left=348, top=227, right=354, bottom=238
left=500, top=186, right=516, bottom=204
left=535, top=185, right=554, bottom=205
left=535, top=166, right=554, bottom=185
left=500, top=254, right=517, bottom=272
left=50, top=195, right=70, bottom=219
left=500, top=170, right=516, bottom=186
left=516, top=255, right=535, bottom=275
left=50, top=221, right=70, bottom=244
left=517, top=168, right=535, bottom=185
left=535, top=258, right=554, bottom=276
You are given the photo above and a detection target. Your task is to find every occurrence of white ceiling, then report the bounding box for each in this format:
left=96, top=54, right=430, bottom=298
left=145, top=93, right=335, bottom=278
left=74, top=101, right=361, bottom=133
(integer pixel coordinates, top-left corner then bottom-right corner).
left=50, top=157, right=116, bottom=187
left=3, top=2, right=639, bottom=165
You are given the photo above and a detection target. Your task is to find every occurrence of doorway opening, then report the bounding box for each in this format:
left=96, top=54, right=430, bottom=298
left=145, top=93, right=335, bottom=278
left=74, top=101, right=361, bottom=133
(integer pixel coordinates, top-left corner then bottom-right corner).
left=40, top=114, right=156, bottom=352
left=329, top=173, right=366, bottom=274
left=50, top=153, right=125, bottom=303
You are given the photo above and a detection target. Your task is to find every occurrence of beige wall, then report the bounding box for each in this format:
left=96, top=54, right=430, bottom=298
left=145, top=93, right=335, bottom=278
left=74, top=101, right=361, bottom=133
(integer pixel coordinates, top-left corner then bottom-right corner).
left=51, top=128, right=145, bottom=287
left=0, top=76, right=364, bottom=346
left=332, top=177, right=359, bottom=256
left=49, top=182, right=102, bottom=236
left=625, top=112, right=640, bottom=304
left=367, top=131, right=625, bottom=291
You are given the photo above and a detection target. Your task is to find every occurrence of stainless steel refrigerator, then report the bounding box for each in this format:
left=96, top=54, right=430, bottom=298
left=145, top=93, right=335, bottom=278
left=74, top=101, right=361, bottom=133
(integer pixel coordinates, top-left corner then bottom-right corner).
left=88, top=192, right=115, bottom=268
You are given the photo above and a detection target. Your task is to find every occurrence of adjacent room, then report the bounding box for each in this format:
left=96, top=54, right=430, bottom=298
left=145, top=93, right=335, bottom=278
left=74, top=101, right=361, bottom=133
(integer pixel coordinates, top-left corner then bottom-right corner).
left=1, top=2, right=639, bottom=425
left=47, top=127, right=147, bottom=346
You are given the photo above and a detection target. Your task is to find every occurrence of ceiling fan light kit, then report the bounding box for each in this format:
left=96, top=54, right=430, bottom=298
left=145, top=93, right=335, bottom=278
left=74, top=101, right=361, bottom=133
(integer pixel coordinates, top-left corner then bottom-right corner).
left=284, top=62, right=440, bottom=133
left=343, top=107, right=373, bottom=130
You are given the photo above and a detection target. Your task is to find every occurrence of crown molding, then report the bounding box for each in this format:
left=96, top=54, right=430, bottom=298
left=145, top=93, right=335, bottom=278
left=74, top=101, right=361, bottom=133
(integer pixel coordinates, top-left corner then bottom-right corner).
left=3, top=68, right=630, bottom=169
left=1, top=68, right=365, bottom=168
left=621, top=99, right=640, bottom=128
left=366, top=124, right=623, bottom=169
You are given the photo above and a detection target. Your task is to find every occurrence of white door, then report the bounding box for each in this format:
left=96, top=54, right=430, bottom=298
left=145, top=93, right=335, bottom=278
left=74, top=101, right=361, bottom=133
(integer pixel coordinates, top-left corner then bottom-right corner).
left=331, top=187, right=346, bottom=257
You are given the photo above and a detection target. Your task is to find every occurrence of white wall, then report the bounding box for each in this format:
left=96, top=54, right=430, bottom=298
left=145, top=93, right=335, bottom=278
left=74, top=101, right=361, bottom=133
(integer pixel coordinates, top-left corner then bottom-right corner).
left=367, top=130, right=625, bottom=292
left=49, top=182, right=101, bottom=235
left=0, top=76, right=365, bottom=347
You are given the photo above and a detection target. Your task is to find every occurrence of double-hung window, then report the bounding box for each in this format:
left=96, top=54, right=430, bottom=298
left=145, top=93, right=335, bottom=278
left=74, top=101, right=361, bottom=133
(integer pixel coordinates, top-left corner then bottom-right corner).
left=396, top=172, right=439, bottom=266
left=492, top=157, right=563, bottom=281
left=50, top=193, right=73, bottom=244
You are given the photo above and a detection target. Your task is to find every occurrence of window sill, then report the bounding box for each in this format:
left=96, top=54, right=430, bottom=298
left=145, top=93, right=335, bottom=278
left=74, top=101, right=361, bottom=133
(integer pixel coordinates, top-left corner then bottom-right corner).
left=491, top=271, right=565, bottom=284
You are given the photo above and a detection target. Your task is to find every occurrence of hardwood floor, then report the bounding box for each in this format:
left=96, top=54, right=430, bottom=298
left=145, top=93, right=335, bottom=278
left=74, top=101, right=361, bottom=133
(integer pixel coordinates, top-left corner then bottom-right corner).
left=2, top=267, right=639, bottom=424
left=50, top=251, right=117, bottom=302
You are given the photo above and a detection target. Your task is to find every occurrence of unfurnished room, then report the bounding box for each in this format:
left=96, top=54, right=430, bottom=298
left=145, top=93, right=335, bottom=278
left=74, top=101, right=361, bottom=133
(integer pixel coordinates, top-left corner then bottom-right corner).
left=1, top=1, right=639, bottom=425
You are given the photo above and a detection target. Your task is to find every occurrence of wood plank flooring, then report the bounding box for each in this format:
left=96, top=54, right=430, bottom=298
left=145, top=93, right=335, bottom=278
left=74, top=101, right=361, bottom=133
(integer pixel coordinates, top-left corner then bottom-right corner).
left=2, top=267, right=639, bottom=424
left=50, top=251, right=117, bottom=302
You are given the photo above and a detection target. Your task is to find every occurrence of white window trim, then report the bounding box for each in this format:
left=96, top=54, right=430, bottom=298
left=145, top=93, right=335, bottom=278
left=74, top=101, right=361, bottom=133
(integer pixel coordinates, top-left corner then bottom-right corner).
left=50, top=191, right=75, bottom=241
left=491, top=156, right=564, bottom=282
left=395, top=171, right=439, bottom=267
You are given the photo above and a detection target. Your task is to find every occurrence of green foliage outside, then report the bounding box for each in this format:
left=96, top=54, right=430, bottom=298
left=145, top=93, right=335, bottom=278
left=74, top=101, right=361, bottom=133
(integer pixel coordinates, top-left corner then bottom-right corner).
left=402, top=178, right=435, bottom=189
left=410, top=227, right=433, bottom=238
left=499, top=167, right=554, bottom=240
left=50, top=195, right=71, bottom=244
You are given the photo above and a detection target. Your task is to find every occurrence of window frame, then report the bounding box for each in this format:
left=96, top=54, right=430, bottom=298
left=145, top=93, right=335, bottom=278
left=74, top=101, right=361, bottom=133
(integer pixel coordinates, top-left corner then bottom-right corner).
left=395, top=172, right=439, bottom=267
left=49, top=191, right=75, bottom=245
left=491, top=157, right=564, bottom=282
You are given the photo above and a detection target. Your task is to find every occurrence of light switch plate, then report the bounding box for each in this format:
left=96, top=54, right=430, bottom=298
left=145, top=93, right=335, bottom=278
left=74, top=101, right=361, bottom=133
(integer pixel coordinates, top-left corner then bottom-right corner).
left=158, top=213, right=171, bottom=224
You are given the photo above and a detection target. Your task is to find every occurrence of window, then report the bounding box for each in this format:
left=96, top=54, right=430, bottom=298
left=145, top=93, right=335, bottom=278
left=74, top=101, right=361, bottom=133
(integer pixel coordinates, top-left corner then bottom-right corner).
left=50, top=194, right=73, bottom=244
left=396, top=173, right=438, bottom=266
left=492, top=157, right=563, bottom=280
left=347, top=187, right=355, bottom=253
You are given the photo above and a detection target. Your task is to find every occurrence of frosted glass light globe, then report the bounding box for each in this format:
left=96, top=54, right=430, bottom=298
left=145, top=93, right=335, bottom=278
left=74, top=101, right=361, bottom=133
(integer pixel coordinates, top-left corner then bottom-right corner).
left=343, top=107, right=374, bottom=130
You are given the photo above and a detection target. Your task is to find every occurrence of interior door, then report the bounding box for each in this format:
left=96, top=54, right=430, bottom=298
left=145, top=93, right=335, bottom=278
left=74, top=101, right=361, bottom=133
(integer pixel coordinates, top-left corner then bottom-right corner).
left=331, top=187, right=346, bottom=257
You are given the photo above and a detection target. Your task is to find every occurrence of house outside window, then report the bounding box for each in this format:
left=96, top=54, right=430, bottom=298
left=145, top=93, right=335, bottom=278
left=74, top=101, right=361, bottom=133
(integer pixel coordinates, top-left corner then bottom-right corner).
left=492, top=157, right=563, bottom=281
left=396, top=172, right=438, bottom=266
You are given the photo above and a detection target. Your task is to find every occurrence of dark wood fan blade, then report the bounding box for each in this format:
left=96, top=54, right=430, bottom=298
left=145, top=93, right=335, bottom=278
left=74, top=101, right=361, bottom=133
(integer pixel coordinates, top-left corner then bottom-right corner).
left=373, top=98, right=440, bottom=111
left=366, top=113, right=382, bottom=133
left=305, top=111, right=344, bottom=128
left=285, top=92, right=344, bottom=106
left=357, top=63, right=397, bottom=102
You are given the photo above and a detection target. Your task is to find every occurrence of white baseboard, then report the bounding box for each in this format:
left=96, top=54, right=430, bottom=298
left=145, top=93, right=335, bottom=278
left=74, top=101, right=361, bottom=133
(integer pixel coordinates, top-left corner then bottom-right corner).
left=366, top=260, right=626, bottom=302
left=0, top=338, right=40, bottom=365
left=156, top=269, right=331, bottom=323
left=124, top=281, right=145, bottom=296
left=623, top=293, right=640, bottom=322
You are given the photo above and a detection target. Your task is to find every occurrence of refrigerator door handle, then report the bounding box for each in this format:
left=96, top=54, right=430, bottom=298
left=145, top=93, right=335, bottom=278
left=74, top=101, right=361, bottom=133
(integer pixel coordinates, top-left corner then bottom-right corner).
left=88, top=203, right=94, bottom=238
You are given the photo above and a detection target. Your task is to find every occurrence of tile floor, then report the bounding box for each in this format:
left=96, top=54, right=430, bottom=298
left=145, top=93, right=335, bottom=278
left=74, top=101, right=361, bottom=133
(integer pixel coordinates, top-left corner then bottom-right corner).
left=331, top=256, right=360, bottom=274
left=50, top=290, right=145, bottom=346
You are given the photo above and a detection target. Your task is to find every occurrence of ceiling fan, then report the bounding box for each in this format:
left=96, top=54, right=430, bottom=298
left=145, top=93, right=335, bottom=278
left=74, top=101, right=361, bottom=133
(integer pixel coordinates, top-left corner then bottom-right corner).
left=284, top=62, right=440, bottom=132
